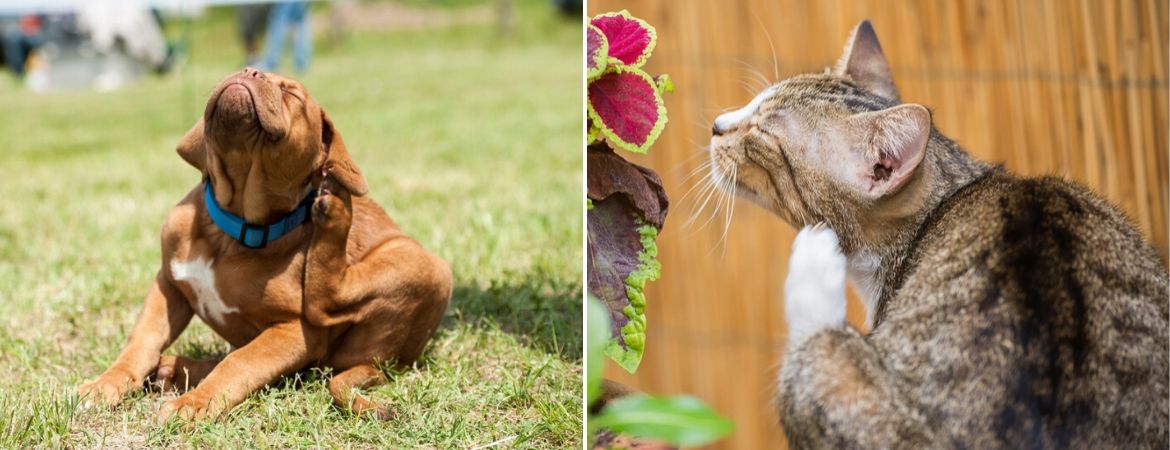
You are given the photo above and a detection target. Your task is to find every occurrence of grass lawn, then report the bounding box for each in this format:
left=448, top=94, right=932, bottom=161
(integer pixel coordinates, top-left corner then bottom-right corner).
left=0, top=1, right=582, bottom=447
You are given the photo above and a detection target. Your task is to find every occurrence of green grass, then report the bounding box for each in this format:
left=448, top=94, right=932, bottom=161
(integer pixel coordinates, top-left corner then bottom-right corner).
left=0, top=1, right=583, bottom=447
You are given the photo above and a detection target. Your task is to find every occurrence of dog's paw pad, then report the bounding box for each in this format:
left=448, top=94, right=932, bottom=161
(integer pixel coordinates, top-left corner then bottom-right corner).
left=784, top=225, right=847, bottom=345
left=312, top=195, right=331, bottom=222
left=312, top=189, right=352, bottom=229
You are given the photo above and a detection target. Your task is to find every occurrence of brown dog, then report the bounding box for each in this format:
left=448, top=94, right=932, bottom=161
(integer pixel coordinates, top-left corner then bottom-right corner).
left=78, top=68, right=452, bottom=422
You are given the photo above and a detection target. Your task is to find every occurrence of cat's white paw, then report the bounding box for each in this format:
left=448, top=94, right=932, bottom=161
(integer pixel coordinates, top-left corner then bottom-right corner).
left=784, top=225, right=847, bottom=347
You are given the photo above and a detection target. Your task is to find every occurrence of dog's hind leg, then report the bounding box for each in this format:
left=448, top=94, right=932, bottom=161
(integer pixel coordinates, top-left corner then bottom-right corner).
left=153, top=355, right=223, bottom=392
left=329, top=364, right=393, bottom=420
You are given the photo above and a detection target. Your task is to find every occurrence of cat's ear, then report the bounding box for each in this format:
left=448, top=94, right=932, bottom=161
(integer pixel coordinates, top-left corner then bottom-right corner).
left=834, top=20, right=900, bottom=102
left=848, top=104, right=930, bottom=197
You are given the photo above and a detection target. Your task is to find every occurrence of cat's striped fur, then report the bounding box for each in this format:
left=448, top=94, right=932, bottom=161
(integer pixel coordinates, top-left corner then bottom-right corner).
left=709, top=20, right=1168, bottom=448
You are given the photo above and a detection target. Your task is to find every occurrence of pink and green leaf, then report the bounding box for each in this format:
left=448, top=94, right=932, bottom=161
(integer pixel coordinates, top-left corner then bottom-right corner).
left=588, top=67, right=668, bottom=154
left=590, top=10, right=657, bottom=69
left=587, top=24, right=609, bottom=80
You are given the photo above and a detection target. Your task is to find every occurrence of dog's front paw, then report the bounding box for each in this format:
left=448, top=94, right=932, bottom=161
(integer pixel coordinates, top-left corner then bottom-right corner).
left=312, top=179, right=353, bottom=231
left=784, top=225, right=847, bottom=347
left=77, top=369, right=138, bottom=410
left=157, top=390, right=225, bottom=425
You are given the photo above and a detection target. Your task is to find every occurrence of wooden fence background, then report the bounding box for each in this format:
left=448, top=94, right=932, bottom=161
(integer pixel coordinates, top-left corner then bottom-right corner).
left=588, top=0, right=1168, bottom=448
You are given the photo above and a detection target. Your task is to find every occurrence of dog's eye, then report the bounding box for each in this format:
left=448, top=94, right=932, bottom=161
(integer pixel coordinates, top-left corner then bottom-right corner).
left=280, top=86, right=305, bottom=105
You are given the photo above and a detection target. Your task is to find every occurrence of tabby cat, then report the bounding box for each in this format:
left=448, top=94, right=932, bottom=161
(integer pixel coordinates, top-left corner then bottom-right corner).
left=708, top=20, right=1168, bottom=448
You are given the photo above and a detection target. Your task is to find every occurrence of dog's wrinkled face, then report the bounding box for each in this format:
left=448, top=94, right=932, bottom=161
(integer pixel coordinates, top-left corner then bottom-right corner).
left=205, top=68, right=301, bottom=148
left=177, top=69, right=367, bottom=222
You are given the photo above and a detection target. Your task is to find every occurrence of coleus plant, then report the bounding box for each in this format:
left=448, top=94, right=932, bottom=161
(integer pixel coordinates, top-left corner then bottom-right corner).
left=587, top=12, right=733, bottom=447
left=587, top=10, right=671, bottom=154
left=586, top=10, right=671, bottom=373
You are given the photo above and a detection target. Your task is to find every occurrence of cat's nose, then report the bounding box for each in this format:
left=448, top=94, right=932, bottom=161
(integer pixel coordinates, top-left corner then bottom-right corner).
left=712, top=122, right=726, bottom=136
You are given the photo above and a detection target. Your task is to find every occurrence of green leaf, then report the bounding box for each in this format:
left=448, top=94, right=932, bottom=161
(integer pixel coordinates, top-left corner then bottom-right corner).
left=591, top=395, right=734, bottom=447
left=655, top=74, right=674, bottom=94
left=587, top=296, right=610, bottom=406
left=602, top=221, right=658, bottom=373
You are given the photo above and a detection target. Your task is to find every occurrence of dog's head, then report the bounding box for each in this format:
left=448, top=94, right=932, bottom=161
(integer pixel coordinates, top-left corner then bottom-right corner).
left=177, top=68, right=367, bottom=221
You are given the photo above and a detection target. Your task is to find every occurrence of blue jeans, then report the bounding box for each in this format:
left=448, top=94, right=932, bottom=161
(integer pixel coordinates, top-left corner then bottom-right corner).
left=260, top=1, right=310, bottom=72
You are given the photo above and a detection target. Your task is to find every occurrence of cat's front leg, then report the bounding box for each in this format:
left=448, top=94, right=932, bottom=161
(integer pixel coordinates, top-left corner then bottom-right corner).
left=783, top=225, right=848, bottom=347
left=777, top=226, right=936, bottom=448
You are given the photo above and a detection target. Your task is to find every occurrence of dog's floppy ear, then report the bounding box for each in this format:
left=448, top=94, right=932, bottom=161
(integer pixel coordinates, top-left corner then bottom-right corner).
left=177, top=118, right=207, bottom=171
left=176, top=117, right=233, bottom=203
left=320, top=110, right=368, bottom=196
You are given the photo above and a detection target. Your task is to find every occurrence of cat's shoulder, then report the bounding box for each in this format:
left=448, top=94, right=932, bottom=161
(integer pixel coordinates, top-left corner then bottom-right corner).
left=919, top=169, right=1163, bottom=275
left=929, top=171, right=1129, bottom=237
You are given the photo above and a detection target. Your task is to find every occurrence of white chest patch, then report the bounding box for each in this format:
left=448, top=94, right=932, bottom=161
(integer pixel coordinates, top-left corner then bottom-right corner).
left=847, top=250, right=883, bottom=328
left=170, top=257, right=238, bottom=326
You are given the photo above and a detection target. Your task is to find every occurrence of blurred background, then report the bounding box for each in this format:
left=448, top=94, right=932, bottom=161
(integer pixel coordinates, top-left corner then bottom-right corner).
left=0, top=0, right=582, bottom=447
left=589, top=0, right=1167, bottom=448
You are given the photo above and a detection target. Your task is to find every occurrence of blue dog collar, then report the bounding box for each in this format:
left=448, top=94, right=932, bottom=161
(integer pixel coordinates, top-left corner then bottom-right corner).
left=204, top=181, right=316, bottom=249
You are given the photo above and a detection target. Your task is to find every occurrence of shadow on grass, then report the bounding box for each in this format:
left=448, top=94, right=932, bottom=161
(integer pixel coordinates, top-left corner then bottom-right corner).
left=442, top=273, right=582, bottom=362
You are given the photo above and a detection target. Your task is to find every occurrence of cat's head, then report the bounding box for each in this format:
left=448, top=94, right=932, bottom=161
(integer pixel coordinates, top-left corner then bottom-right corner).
left=708, top=20, right=933, bottom=229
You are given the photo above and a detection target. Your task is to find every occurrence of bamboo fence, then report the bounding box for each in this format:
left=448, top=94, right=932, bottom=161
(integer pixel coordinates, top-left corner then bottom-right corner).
left=588, top=0, right=1168, bottom=448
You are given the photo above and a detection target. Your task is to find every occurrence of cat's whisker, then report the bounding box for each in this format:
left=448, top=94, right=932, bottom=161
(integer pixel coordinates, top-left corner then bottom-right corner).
left=714, top=172, right=730, bottom=232
left=698, top=174, right=731, bottom=231
left=691, top=119, right=717, bottom=134
left=749, top=70, right=771, bottom=92
left=678, top=169, right=716, bottom=206
left=681, top=160, right=713, bottom=183
left=733, top=60, right=771, bottom=93
left=683, top=171, right=716, bottom=211
left=668, top=148, right=709, bottom=177
left=685, top=175, right=722, bottom=228
left=686, top=176, right=719, bottom=220
left=747, top=5, right=780, bottom=82
left=703, top=105, right=743, bottom=116
left=719, top=166, right=739, bottom=250
left=739, top=76, right=770, bottom=95
left=702, top=177, right=734, bottom=256
left=738, top=80, right=759, bottom=95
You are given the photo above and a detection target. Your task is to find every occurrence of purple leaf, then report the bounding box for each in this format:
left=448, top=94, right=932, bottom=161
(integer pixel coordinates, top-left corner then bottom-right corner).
left=587, top=144, right=669, bottom=373
left=591, top=10, right=657, bottom=68
left=588, top=68, right=667, bottom=154
left=587, top=144, right=668, bottom=228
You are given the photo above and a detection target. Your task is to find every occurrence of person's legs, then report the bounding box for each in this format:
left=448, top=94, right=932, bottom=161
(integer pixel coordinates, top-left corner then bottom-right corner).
left=290, top=2, right=310, bottom=72
left=2, top=25, right=26, bottom=75
left=239, top=4, right=270, bottom=66
left=260, top=2, right=293, bottom=71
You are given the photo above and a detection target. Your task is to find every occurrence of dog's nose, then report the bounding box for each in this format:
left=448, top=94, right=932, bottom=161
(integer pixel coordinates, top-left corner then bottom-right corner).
left=242, top=67, right=265, bottom=79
